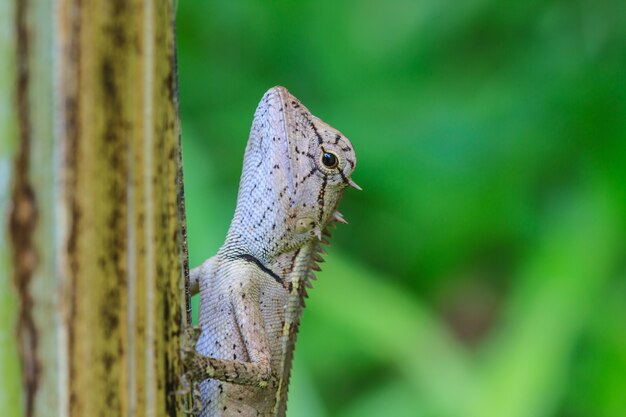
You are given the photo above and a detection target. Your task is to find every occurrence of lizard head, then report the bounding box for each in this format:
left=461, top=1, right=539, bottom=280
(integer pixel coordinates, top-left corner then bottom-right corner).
left=280, top=92, right=359, bottom=238
left=228, top=86, right=358, bottom=261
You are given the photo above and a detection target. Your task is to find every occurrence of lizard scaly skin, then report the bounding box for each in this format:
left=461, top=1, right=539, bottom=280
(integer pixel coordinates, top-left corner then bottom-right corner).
left=184, top=86, right=358, bottom=417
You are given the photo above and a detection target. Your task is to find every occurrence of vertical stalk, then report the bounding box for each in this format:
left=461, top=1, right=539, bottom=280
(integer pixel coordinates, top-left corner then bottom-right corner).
left=0, top=0, right=188, bottom=416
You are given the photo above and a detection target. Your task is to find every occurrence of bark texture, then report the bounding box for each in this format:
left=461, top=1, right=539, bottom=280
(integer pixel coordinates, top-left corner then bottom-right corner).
left=0, top=1, right=189, bottom=416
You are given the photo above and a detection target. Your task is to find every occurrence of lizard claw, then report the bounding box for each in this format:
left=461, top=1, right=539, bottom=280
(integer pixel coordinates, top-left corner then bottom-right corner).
left=181, top=346, right=197, bottom=367
left=183, top=325, right=202, bottom=344
left=172, top=373, right=203, bottom=415
left=173, top=326, right=204, bottom=414
left=180, top=326, right=202, bottom=367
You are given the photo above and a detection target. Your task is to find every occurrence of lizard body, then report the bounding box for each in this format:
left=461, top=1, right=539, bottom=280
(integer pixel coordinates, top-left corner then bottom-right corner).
left=185, top=86, right=358, bottom=417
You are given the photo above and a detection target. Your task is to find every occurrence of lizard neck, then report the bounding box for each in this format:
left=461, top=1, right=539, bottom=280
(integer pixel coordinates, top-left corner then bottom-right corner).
left=220, top=117, right=314, bottom=265
left=221, top=204, right=295, bottom=265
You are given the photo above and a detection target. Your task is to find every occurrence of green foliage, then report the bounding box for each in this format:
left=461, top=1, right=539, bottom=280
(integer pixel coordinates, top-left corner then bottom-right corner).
left=178, top=1, right=626, bottom=416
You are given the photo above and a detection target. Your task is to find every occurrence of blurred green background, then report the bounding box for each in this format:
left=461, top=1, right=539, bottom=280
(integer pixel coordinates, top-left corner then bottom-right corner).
left=176, top=1, right=625, bottom=417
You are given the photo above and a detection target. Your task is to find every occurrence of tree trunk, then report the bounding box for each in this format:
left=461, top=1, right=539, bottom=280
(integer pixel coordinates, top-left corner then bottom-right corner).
left=0, top=1, right=190, bottom=416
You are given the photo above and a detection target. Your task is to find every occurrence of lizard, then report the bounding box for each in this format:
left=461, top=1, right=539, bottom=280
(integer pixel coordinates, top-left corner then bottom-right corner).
left=181, top=86, right=359, bottom=417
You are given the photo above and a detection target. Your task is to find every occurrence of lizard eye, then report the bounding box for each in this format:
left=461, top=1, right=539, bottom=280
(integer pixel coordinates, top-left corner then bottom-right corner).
left=321, top=152, right=339, bottom=169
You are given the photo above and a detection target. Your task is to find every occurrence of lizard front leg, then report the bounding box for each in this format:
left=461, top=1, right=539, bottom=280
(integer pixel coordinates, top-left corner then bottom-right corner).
left=189, top=257, right=217, bottom=296
left=183, top=265, right=274, bottom=388
left=183, top=354, right=272, bottom=388
left=176, top=258, right=217, bottom=414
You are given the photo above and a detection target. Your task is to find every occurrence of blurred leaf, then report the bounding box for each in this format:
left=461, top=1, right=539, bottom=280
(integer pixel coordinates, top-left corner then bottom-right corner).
left=287, top=360, right=330, bottom=417
left=563, top=278, right=626, bottom=417
left=337, top=380, right=429, bottom=417
left=468, top=183, right=622, bottom=417
left=299, top=253, right=473, bottom=416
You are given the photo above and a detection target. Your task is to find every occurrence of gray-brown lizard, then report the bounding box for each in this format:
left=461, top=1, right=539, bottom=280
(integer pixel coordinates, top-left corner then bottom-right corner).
left=182, top=86, right=359, bottom=417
